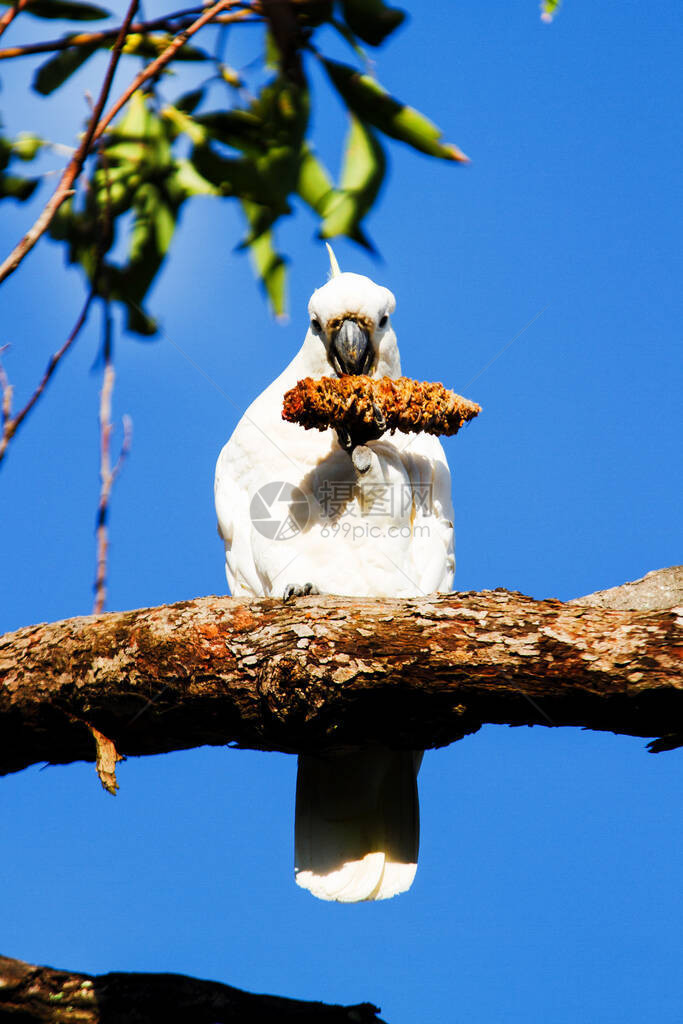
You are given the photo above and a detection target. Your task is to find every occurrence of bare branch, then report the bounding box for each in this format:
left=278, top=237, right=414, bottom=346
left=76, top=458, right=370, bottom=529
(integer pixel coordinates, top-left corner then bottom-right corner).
left=0, top=0, right=30, bottom=43
left=93, top=356, right=132, bottom=614
left=0, top=953, right=386, bottom=1024
left=0, top=289, right=95, bottom=467
left=0, top=574, right=680, bottom=780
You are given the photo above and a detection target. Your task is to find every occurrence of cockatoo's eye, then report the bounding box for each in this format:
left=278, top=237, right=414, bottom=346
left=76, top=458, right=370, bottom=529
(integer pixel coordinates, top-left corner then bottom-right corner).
left=379, top=315, right=388, bottom=328
left=310, top=317, right=322, bottom=334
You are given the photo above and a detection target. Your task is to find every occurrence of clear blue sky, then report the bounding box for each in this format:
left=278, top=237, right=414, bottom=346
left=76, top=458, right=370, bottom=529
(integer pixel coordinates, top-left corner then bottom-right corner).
left=1, top=3, right=681, bottom=1022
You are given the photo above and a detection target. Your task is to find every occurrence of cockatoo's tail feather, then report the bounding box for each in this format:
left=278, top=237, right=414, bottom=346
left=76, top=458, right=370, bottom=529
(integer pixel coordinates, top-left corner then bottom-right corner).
left=295, top=749, right=422, bottom=902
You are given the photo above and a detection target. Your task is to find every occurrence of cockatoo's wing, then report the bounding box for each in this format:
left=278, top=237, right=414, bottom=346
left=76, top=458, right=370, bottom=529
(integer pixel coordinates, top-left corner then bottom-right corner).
left=215, top=434, right=261, bottom=597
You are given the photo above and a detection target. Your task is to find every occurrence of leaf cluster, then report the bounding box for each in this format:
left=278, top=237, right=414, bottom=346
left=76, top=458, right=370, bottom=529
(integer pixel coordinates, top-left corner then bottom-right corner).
left=1, top=0, right=466, bottom=328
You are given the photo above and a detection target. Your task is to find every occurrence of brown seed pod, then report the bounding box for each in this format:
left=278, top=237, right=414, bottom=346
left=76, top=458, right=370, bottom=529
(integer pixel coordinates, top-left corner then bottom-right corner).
left=282, top=376, right=481, bottom=448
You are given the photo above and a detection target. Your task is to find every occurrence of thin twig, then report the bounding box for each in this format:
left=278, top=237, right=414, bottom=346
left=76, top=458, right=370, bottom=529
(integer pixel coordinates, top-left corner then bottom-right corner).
left=91, top=0, right=250, bottom=144
left=0, top=0, right=140, bottom=288
left=93, top=351, right=132, bottom=615
left=0, top=291, right=95, bottom=467
left=0, top=0, right=30, bottom=43
left=0, top=6, right=209, bottom=60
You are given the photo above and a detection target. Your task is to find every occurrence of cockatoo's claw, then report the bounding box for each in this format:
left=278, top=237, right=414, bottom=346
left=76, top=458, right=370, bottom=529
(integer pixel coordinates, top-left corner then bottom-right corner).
left=283, top=583, right=320, bottom=602
left=372, top=401, right=387, bottom=434
left=336, top=427, right=353, bottom=452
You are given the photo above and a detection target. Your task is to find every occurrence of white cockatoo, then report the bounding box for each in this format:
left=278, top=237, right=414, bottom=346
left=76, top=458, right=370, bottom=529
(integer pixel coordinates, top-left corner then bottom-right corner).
left=215, top=246, right=454, bottom=901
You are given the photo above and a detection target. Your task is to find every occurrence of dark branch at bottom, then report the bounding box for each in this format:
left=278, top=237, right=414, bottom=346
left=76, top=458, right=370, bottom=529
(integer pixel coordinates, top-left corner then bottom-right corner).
left=0, top=954, right=386, bottom=1024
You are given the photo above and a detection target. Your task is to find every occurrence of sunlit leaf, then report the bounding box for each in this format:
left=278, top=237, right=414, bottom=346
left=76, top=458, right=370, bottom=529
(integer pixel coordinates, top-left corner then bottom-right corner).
left=172, top=159, right=218, bottom=198
left=12, top=133, right=45, bottom=161
left=296, top=144, right=336, bottom=217
left=32, top=42, right=98, bottom=95
left=339, top=0, right=405, bottom=46
left=320, top=115, right=384, bottom=245
left=162, top=105, right=207, bottom=145
left=241, top=199, right=287, bottom=318
left=322, top=58, right=467, bottom=161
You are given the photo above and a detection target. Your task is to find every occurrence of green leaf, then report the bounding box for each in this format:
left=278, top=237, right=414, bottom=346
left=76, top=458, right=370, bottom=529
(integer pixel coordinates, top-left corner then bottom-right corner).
left=172, top=158, right=218, bottom=198
left=339, top=0, right=405, bottom=46
left=540, top=0, right=562, bottom=22
left=191, top=145, right=279, bottom=206
left=0, top=0, right=111, bottom=21
left=12, top=133, right=44, bottom=161
left=105, top=92, right=172, bottom=172
left=296, top=144, right=336, bottom=217
left=32, top=42, right=98, bottom=95
left=175, top=88, right=205, bottom=115
left=319, top=115, right=384, bottom=245
left=241, top=199, right=287, bottom=318
left=322, top=58, right=468, bottom=161
left=264, top=28, right=279, bottom=72
left=162, top=105, right=206, bottom=145
left=195, top=110, right=266, bottom=154
left=0, top=173, right=39, bottom=201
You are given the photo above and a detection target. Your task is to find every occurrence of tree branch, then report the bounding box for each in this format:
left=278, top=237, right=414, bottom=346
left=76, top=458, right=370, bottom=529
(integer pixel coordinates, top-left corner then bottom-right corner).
left=0, top=954, right=386, bottom=1024
left=0, top=0, right=30, bottom=44
left=0, top=569, right=681, bottom=780
left=0, top=8, right=211, bottom=60
left=93, top=356, right=132, bottom=614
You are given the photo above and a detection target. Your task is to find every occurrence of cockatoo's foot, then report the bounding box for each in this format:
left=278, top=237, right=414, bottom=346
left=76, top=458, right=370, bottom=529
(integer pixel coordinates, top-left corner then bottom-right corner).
left=351, top=445, right=373, bottom=475
left=283, top=583, right=320, bottom=602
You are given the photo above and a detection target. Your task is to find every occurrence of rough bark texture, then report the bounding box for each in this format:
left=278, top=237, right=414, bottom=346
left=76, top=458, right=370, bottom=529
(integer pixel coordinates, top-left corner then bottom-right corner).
left=570, top=565, right=683, bottom=612
left=0, top=954, right=385, bottom=1023
left=1, top=570, right=681, bottom=775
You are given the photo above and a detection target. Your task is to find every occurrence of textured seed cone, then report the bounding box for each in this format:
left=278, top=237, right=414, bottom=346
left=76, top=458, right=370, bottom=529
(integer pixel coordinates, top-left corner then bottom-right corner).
left=282, top=376, right=481, bottom=441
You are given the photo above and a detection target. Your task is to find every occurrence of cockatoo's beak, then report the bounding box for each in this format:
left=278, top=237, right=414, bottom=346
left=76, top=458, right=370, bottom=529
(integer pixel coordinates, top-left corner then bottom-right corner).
left=330, top=318, right=372, bottom=376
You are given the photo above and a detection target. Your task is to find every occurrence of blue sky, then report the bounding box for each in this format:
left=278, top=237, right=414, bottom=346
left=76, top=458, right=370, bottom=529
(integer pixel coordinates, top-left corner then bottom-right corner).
left=1, top=2, right=681, bottom=1022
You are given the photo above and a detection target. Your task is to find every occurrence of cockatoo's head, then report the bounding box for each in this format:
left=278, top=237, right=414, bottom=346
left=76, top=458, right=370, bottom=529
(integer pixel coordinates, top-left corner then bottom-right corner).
left=305, top=247, right=399, bottom=379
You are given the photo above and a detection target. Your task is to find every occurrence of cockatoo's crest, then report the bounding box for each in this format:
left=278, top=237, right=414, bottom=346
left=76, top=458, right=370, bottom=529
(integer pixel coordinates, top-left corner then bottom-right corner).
left=325, top=242, right=341, bottom=278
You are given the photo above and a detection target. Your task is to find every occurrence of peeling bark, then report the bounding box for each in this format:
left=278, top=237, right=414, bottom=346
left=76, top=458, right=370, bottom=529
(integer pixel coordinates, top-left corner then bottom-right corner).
left=0, top=954, right=385, bottom=1023
left=0, top=569, right=681, bottom=775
